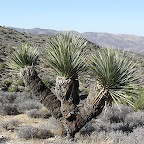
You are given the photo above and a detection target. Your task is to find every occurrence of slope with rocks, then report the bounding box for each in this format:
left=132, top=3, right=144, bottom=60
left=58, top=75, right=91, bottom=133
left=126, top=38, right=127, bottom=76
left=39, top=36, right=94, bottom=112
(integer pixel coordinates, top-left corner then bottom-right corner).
left=0, top=26, right=99, bottom=92
left=0, top=26, right=50, bottom=91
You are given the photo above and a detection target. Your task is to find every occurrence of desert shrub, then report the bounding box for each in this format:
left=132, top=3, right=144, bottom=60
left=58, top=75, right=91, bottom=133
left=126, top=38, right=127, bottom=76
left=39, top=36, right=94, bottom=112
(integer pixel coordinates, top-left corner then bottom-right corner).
left=100, top=126, right=144, bottom=144
left=124, top=111, right=144, bottom=127
left=26, top=109, right=42, bottom=118
left=17, top=99, right=42, bottom=113
left=1, top=121, right=9, bottom=130
left=0, top=92, right=17, bottom=103
left=106, top=130, right=128, bottom=144
left=3, top=92, right=17, bottom=103
left=26, top=108, right=51, bottom=119
left=17, top=126, right=38, bottom=139
left=50, top=138, right=73, bottom=144
left=1, top=103, right=19, bottom=115
left=134, top=88, right=144, bottom=111
left=39, top=117, right=64, bottom=136
left=17, top=126, right=53, bottom=139
left=14, top=92, right=33, bottom=104
left=0, top=91, right=41, bottom=114
left=13, top=92, right=42, bottom=113
left=82, top=104, right=144, bottom=144
left=80, top=120, right=95, bottom=136
left=98, top=104, right=133, bottom=123
left=0, top=92, right=19, bottom=115
left=8, top=84, right=18, bottom=92
left=1, top=119, right=20, bottom=130
left=36, top=126, right=53, bottom=139
left=0, top=79, right=12, bottom=91
left=0, top=95, right=9, bottom=104
left=0, top=91, right=18, bottom=104
left=114, top=123, right=133, bottom=133
left=0, top=102, right=2, bottom=110
left=124, top=127, right=144, bottom=144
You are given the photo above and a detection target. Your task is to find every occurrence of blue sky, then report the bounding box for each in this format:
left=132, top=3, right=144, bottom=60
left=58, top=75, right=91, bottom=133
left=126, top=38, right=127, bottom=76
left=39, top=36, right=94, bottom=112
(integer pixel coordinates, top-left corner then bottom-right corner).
left=0, top=0, right=144, bottom=36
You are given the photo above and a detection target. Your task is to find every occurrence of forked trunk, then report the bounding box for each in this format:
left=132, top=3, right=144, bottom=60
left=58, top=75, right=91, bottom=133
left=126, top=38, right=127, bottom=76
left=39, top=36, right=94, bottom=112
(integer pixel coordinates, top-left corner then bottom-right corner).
left=20, top=67, right=106, bottom=138
left=59, top=81, right=106, bottom=138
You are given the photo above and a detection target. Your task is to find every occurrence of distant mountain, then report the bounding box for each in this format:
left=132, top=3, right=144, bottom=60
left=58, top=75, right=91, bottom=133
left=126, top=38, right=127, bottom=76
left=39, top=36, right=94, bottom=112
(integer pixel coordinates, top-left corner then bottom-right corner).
left=10, top=27, right=144, bottom=54
left=82, top=32, right=144, bottom=54
left=9, top=27, right=58, bottom=36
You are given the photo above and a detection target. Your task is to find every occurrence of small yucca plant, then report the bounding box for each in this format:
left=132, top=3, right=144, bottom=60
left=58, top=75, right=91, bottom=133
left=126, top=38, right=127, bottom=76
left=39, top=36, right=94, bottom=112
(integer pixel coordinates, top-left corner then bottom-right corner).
left=7, top=44, right=39, bottom=73
left=87, top=48, right=138, bottom=107
left=42, top=33, right=87, bottom=79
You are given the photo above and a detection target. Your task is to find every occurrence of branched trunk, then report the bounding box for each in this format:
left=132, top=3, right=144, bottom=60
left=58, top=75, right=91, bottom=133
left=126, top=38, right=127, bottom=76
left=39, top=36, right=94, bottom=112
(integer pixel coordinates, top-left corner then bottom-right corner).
left=59, top=98, right=105, bottom=138
left=59, top=82, right=106, bottom=138
left=20, top=67, right=106, bottom=138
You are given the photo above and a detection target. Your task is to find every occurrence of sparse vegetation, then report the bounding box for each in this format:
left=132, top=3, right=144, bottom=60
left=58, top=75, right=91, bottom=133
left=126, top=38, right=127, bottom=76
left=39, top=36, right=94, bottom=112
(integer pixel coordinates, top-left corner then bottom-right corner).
left=17, top=126, right=53, bottom=139
left=0, top=26, right=143, bottom=143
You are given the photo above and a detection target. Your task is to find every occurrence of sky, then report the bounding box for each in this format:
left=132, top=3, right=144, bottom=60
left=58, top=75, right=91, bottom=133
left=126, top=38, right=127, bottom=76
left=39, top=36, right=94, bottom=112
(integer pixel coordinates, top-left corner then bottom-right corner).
left=0, top=0, right=144, bottom=36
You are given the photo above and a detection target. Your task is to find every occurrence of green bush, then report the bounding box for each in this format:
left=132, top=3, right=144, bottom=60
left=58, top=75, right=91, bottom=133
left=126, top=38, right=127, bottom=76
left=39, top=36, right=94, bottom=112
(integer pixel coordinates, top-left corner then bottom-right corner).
left=8, top=84, right=18, bottom=92
left=134, top=87, right=144, bottom=111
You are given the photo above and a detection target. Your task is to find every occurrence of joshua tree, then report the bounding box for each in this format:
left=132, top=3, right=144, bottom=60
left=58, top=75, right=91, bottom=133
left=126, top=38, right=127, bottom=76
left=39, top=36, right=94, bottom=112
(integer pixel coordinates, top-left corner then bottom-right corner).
left=6, top=44, right=62, bottom=118
left=87, top=48, right=138, bottom=108
left=42, top=33, right=88, bottom=105
left=7, top=37, right=138, bottom=138
left=59, top=47, right=138, bottom=138
left=42, top=34, right=138, bottom=137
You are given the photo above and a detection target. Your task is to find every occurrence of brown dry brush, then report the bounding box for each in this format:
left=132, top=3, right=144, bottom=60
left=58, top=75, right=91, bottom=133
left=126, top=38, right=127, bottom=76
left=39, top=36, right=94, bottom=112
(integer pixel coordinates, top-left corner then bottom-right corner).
left=21, top=66, right=106, bottom=138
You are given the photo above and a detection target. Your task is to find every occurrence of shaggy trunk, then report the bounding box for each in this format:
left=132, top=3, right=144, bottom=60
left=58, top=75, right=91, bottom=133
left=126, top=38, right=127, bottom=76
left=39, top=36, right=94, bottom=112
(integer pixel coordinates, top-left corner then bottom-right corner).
left=20, top=66, right=62, bottom=119
left=55, top=76, right=80, bottom=105
left=59, top=81, right=106, bottom=138
left=20, top=67, right=106, bottom=137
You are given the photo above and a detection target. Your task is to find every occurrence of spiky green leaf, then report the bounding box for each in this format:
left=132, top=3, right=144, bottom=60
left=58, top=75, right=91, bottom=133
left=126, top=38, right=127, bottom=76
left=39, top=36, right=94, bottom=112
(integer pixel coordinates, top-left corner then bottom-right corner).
left=7, top=44, right=39, bottom=73
left=42, top=33, right=88, bottom=79
left=88, top=48, right=139, bottom=106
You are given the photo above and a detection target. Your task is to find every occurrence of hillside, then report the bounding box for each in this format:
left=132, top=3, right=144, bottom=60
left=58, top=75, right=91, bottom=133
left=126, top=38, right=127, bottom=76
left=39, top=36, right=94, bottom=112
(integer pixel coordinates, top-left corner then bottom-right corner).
left=0, top=27, right=144, bottom=144
left=0, top=26, right=99, bottom=91
left=11, top=27, right=144, bottom=54
left=0, top=26, right=143, bottom=92
left=0, top=26, right=51, bottom=91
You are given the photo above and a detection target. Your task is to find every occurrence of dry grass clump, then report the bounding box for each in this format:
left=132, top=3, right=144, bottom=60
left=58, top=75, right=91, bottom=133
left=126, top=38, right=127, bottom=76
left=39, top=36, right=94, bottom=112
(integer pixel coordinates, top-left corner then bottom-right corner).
left=1, top=119, right=20, bottom=131
left=17, top=125, right=53, bottom=139
left=26, top=108, right=51, bottom=119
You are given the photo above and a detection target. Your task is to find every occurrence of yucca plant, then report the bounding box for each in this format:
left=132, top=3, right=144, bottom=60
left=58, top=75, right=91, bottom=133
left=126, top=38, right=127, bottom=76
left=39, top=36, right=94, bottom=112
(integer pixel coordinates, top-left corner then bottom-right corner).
left=7, top=44, right=39, bottom=74
left=7, top=44, right=51, bottom=101
left=43, top=33, right=88, bottom=105
left=43, top=33, right=87, bottom=79
left=87, top=48, right=139, bottom=108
